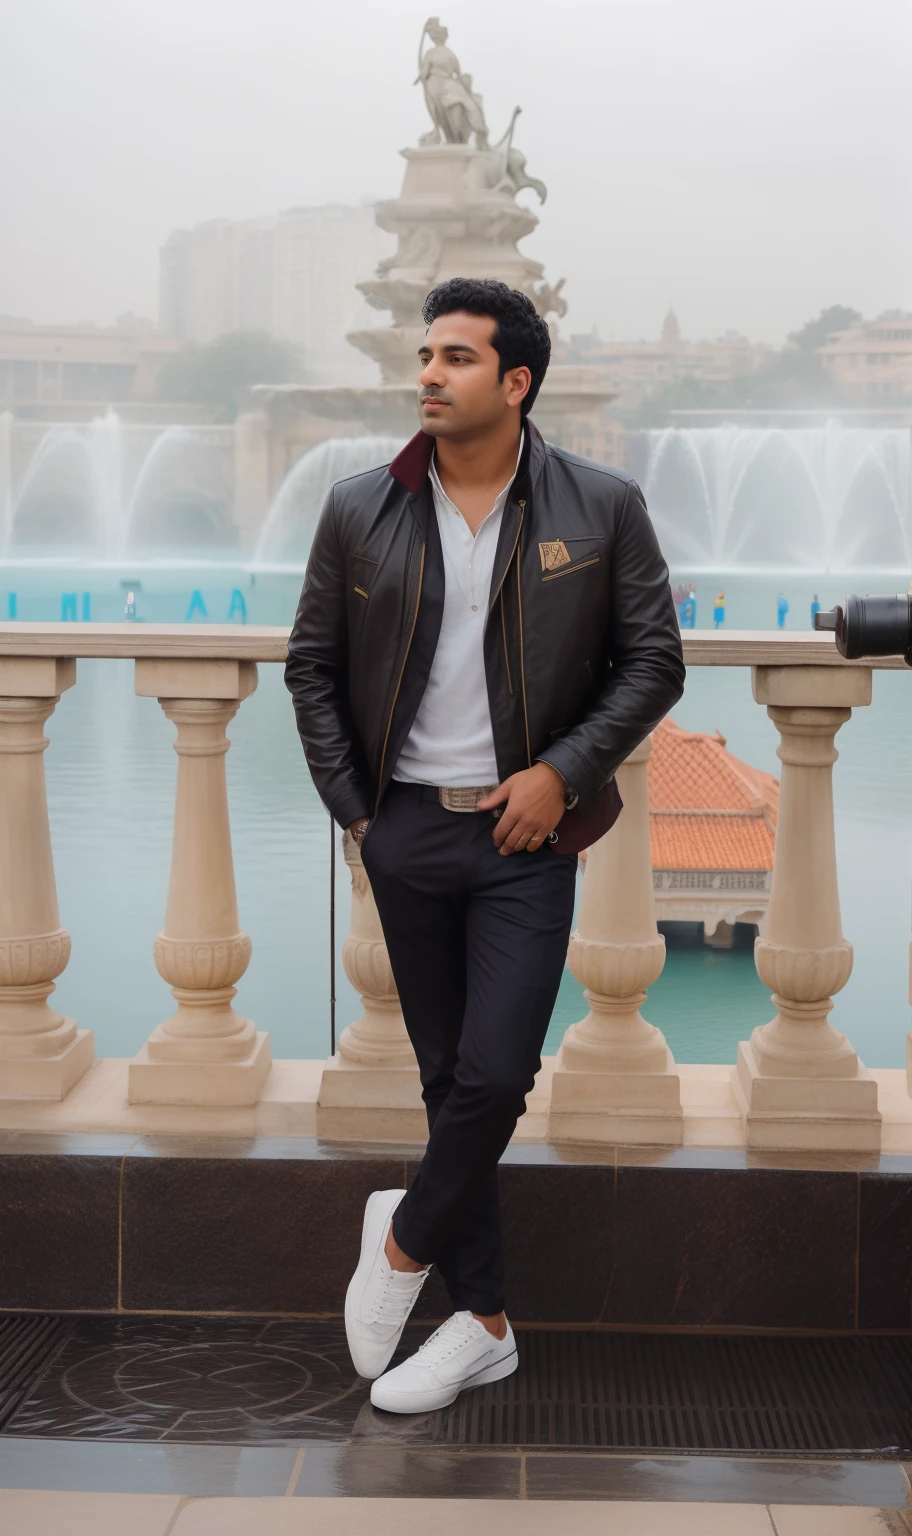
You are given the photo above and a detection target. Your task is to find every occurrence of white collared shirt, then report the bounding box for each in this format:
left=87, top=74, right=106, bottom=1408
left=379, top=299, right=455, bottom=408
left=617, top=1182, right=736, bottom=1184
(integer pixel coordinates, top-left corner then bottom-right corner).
left=393, top=433, right=524, bottom=789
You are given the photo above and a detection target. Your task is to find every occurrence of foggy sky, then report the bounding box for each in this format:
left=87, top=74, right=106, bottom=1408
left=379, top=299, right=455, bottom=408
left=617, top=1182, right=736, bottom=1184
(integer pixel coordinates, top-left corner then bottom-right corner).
left=2, top=0, right=909, bottom=345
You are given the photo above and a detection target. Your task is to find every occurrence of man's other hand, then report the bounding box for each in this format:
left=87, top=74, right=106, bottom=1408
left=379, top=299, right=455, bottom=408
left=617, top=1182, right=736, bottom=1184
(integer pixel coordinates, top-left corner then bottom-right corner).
left=477, top=764, right=565, bottom=855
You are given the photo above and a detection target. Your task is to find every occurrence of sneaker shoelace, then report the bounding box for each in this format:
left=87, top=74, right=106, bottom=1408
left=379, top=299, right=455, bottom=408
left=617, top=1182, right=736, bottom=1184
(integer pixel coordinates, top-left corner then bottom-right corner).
left=369, top=1265, right=428, bottom=1328
left=413, top=1310, right=483, bottom=1365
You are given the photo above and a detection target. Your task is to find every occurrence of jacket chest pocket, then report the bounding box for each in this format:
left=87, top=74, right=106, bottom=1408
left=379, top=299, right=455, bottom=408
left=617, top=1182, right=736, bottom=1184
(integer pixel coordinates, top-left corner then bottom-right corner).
left=539, top=538, right=605, bottom=585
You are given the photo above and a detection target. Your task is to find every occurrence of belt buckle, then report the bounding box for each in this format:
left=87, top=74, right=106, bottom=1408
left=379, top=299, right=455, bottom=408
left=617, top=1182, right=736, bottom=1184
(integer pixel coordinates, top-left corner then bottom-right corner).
left=438, top=785, right=497, bottom=813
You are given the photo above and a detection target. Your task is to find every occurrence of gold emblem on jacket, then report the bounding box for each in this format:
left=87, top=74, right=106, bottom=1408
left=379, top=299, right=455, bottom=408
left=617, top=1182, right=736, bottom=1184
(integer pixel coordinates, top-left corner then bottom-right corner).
left=539, top=540, right=571, bottom=572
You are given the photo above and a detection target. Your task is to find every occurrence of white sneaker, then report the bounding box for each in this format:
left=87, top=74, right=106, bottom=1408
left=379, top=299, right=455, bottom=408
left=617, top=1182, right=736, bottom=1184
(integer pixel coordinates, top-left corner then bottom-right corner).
left=369, top=1310, right=518, bottom=1413
left=345, top=1189, right=429, bottom=1380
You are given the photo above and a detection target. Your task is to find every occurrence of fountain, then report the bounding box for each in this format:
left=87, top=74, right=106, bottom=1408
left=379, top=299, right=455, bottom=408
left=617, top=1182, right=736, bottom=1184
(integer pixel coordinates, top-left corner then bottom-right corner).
left=7, top=424, right=101, bottom=556
left=3, top=19, right=908, bottom=581
left=255, top=437, right=405, bottom=567
left=273, top=17, right=614, bottom=443
left=642, top=423, right=912, bottom=572
left=124, top=425, right=234, bottom=555
left=2, top=413, right=236, bottom=562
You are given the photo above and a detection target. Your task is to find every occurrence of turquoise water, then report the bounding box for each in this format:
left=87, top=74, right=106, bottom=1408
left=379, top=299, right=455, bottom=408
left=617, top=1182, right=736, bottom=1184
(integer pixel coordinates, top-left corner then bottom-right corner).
left=5, top=563, right=911, bottom=1067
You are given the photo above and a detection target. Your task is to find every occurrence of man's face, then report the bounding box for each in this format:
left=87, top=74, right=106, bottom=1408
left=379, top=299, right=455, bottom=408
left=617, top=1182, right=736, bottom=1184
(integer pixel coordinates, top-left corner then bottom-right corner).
left=417, top=312, right=530, bottom=439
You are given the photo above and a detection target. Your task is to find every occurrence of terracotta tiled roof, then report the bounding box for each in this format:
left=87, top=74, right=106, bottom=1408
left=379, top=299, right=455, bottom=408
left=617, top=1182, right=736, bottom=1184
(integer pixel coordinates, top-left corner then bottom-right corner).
left=648, top=718, right=778, bottom=872
left=650, top=813, right=776, bottom=870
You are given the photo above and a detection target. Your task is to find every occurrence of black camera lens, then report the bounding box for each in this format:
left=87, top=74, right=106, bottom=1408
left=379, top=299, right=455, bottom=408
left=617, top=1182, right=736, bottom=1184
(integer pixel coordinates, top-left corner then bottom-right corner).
left=814, top=594, right=912, bottom=662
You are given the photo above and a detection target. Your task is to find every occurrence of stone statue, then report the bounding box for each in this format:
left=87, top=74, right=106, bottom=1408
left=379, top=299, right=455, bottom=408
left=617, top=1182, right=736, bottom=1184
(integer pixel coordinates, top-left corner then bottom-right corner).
left=416, top=18, right=489, bottom=148
left=530, top=277, right=568, bottom=320
left=477, top=108, right=548, bottom=204
left=376, top=226, right=443, bottom=280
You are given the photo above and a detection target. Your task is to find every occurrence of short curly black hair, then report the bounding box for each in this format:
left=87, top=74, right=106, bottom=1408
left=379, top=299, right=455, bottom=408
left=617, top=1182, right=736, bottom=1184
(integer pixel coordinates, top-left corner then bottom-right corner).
left=422, top=278, right=551, bottom=418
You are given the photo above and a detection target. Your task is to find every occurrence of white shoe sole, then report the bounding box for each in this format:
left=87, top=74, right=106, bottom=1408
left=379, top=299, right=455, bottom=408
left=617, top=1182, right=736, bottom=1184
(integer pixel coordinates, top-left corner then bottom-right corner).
left=344, top=1188, right=407, bottom=1380
left=371, top=1341, right=519, bottom=1414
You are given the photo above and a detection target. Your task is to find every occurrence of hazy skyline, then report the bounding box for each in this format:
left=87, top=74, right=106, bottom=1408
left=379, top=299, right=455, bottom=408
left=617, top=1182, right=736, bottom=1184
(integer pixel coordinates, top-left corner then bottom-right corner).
left=2, top=0, right=909, bottom=347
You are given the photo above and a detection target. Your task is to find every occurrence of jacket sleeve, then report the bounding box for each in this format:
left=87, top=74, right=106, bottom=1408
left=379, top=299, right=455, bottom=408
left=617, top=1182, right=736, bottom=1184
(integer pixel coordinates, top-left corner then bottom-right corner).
left=284, top=489, right=373, bottom=829
left=537, top=478, right=686, bottom=801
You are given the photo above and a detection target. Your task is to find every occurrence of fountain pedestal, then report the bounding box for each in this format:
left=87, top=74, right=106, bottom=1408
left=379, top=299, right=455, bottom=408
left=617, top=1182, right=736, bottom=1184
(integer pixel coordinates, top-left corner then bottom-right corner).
left=282, top=40, right=616, bottom=443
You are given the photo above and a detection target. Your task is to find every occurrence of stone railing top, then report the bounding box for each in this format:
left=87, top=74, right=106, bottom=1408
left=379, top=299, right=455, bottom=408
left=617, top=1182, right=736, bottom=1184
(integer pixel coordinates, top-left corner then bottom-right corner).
left=682, top=631, right=905, bottom=669
left=0, top=624, right=906, bottom=669
left=0, top=623, right=292, bottom=662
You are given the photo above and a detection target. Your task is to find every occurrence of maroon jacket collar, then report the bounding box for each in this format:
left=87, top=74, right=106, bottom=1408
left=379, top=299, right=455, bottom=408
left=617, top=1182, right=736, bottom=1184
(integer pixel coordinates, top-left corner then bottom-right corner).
left=389, top=422, right=543, bottom=495
left=389, top=431, right=435, bottom=493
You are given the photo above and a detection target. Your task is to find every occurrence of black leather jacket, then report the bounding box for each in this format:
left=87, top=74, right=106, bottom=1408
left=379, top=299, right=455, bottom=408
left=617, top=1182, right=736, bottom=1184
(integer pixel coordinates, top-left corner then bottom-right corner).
left=285, top=422, right=685, bottom=837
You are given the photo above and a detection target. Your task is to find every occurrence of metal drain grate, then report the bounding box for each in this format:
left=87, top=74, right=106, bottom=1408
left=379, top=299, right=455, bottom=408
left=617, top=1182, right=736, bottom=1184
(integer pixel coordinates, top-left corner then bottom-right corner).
left=4, top=1316, right=912, bottom=1456
left=432, top=1332, right=912, bottom=1455
left=0, top=1316, right=69, bottom=1433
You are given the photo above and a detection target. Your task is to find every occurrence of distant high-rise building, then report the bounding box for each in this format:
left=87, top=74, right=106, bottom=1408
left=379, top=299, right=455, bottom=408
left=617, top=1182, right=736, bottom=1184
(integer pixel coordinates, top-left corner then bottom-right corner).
left=159, top=205, right=393, bottom=371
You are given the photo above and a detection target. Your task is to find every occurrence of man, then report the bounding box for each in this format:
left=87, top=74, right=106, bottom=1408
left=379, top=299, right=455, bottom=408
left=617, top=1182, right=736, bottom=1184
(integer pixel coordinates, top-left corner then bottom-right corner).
left=285, top=278, right=685, bottom=1414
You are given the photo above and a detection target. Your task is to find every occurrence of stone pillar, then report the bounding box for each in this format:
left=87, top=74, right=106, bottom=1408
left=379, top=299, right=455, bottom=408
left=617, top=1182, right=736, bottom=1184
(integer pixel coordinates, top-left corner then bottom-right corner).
left=550, top=735, right=683, bottom=1144
left=317, top=829, right=423, bottom=1140
left=733, top=664, right=880, bottom=1151
left=0, top=657, right=94, bottom=1098
left=128, top=659, right=271, bottom=1106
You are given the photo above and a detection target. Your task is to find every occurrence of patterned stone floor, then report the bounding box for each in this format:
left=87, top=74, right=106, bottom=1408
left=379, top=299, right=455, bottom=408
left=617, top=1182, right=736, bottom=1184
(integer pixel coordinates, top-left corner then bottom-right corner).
left=5, top=1315, right=912, bottom=1459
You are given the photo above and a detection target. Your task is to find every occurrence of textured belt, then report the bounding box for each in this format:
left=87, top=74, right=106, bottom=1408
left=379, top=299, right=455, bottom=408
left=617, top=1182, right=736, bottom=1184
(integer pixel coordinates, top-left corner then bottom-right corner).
left=437, top=784, right=498, bottom=813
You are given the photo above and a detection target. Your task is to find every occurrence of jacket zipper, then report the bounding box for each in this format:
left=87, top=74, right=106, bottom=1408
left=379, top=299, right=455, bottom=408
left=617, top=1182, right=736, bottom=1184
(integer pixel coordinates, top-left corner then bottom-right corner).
left=488, top=498, right=526, bottom=612
left=500, top=593, right=513, bottom=696
left=513, top=501, right=533, bottom=768
left=541, top=554, right=600, bottom=583
left=374, top=543, right=425, bottom=812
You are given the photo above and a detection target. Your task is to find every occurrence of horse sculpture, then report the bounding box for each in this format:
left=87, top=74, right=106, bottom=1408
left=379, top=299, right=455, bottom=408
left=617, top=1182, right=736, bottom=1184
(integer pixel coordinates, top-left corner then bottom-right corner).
left=482, top=107, right=548, bottom=204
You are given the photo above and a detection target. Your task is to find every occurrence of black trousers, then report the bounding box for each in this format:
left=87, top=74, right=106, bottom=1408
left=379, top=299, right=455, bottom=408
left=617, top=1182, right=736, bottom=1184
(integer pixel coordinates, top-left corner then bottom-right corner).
left=360, top=780, right=577, bottom=1316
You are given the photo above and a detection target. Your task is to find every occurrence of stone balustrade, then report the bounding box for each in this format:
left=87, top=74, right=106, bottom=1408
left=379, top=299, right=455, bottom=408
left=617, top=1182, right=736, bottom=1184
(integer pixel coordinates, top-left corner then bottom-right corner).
left=0, top=623, right=904, bottom=1152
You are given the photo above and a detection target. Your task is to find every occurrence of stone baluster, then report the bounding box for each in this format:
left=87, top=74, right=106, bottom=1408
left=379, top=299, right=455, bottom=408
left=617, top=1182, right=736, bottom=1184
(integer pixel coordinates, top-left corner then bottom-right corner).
left=128, top=659, right=270, bottom=1105
left=317, top=829, right=423, bottom=1140
left=0, top=657, right=94, bottom=1098
left=550, top=734, right=683, bottom=1144
left=733, top=664, right=880, bottom=1150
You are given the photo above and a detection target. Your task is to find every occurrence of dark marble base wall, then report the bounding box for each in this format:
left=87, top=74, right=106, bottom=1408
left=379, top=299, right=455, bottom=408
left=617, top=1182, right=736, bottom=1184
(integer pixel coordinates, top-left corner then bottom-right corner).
left=2, top=1135, right=912, bottom=1330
